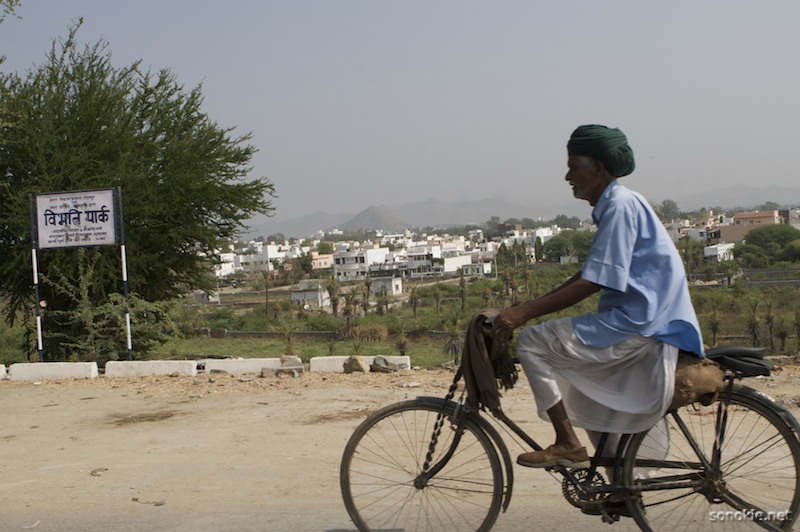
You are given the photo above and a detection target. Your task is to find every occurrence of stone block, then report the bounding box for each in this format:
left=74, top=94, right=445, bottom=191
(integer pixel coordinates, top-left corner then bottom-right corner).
left=309, top=355, right=411, bottom=373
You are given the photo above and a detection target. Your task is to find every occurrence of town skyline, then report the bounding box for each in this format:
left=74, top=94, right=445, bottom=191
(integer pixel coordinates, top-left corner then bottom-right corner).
left=247, top=184, right=800, bottom=240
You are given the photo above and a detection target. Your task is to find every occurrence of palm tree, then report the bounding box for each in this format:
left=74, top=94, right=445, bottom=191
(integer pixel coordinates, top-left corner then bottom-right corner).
left=764, top=299, right=776, bottom=352
left=794, top=306, right=800, bottom=353
left=408, top=286, right=420, bottom=318
left=281, top=326, right=298, bottom=358
left=774, top=315, right=790, bottom=353
left=746, top=300, right=762, bottom=348
left=433, top=286, right=442, bottom=316
left=522, top=264, right=531, bottom=297
left=459, top=270, right=467, bottom=312
left=376, top=289, right=391, bottom=316
left=442, top=319, right=465, bottom=366
left=396, top=333, right=408, bottom=357
left=261, top=271, right=270, bottom=322
left=362, top=274, right=372, bottom=315
left=326, top=277, right=340, bottom=317
left=707, top=308, right=722, bottom=347
left=343, top=292, right=356, bottom=333
left=361, top=287, right=370, bottom=315
left=481, top=287, right=491, bottom=307
left=706, top=293, right=723, bottom=346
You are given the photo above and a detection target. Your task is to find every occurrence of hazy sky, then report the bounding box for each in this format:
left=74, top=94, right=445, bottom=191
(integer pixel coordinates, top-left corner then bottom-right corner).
left=2, top=1, right=799, bottom=225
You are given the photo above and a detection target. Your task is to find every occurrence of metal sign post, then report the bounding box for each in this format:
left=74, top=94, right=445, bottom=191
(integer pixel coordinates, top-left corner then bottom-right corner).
left=30, top=188, right=133, bottom=360
left=28, top=196, right=45, bottom=362
left=116, top=187, right=133, bottom=360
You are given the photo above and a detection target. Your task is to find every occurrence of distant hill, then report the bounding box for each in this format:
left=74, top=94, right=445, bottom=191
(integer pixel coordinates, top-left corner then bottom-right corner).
left=244, top=186, right=800, bottom=240
left=246, top=196, right=581, bottom=239
left=672, top=185, right=800, bottom=212
left=339, top=205, right=408, bottom=232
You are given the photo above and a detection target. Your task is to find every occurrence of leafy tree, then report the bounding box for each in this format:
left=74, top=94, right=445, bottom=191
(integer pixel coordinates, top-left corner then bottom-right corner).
left=676, top=237, right=704, bottom=278
left=552, top=214, right=581, bottom=230
left=735, top=225, right=800, bottom=267
left=734, top=243, right=770, bottom=268
left=0, top=23, right=275, bottom=358
left=0, top=0, right=19, bottom=25
left=745, top=225, right=800, bottom=252
left=781, top=239, right=800, bottom=262
left=293, top=252, right=314, bottom=278
left=542, top=231, right=594, bottom=262
left=755, top=201, right=780, bottom=212
left=484, top=216, right=503, bottom=239
left=534, top=236, right=544, bottom=262
left=654, top=199, right=681, bottom=222
left=495, top=241, right=527, bottom=270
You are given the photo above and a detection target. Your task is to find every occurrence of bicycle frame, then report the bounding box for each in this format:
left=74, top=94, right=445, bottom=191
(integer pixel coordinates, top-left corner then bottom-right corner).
left=414, top=367, right=799, bottom=526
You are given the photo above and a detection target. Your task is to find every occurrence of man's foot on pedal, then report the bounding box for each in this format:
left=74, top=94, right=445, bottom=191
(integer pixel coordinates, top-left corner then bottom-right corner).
left=517, top=445, right=590, bottom=468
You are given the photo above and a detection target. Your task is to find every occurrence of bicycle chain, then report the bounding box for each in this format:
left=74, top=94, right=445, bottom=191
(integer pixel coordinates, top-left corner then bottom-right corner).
left=421, top=369, right=463, bottom=474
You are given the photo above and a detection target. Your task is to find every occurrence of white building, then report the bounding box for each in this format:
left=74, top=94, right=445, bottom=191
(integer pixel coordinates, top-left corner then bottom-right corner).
left=462, top=262, right=493, bottom=277
left=406, top=245, right=442, bottom=277
left=372, top=276, right=403, bottom=297
left=443, top=254, right=473, bottom=274
left=332, top=246, right=391, bottom=281
left=704, top=242, right=736, bottom=262
left=291, top=279, right=330, bottom=308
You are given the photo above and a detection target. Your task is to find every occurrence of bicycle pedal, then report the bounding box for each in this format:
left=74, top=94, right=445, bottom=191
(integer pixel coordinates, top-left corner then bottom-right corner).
left=601, top=510, right=620, bottom=524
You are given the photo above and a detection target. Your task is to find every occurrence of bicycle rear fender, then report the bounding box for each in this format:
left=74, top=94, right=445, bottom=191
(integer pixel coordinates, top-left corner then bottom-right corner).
left=733, top=384, right=800, bottom=437
left=412, top=396, right=515, bottom=512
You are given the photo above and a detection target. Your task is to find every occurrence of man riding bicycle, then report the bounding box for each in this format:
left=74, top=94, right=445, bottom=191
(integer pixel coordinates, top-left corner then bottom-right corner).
left=492, top=124, right=704, bottom=469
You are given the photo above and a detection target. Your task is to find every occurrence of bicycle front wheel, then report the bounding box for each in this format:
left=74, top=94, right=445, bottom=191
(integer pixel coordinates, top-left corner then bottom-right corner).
left=340, top=398, right=504, bottom=532
left=623, top=387, right=800, bottom=531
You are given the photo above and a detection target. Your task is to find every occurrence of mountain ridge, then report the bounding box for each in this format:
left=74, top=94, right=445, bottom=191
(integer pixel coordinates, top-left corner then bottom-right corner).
left=245, top=185, right=800, bottom=239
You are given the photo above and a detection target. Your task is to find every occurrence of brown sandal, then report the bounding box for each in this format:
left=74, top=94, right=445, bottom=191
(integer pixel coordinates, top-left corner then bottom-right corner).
left=517, top=445, right=590, bottom=468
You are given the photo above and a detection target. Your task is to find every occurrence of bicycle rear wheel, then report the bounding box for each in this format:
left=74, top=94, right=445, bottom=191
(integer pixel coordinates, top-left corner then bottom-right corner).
left=340, top=398, right=504, bottom=532
left=623, top=387, right=800, bottom=530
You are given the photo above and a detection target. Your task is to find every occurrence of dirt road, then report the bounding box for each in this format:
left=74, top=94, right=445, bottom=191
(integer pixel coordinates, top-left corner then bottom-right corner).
left=2, top=364, right=799, bottom=531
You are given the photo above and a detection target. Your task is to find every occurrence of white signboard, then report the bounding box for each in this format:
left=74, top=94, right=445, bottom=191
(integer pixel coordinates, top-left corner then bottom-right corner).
left=35, top=189, right=117, bottom=249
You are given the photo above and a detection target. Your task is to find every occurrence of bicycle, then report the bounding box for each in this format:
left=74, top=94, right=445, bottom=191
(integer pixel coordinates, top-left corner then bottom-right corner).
left=340, top=345, right=800, bottom=531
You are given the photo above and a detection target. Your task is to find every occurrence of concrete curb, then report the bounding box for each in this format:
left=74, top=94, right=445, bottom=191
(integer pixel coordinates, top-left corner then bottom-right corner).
left=8, top=362, right=98, bottom=381
left=0, top=355, right=415, bottom=381
left=105, top=360, right=197, bottom=378
left=203, top=358, right=282, bottom=375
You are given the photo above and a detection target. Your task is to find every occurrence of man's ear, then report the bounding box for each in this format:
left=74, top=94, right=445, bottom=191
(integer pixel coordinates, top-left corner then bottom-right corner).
left=592, top=158, right=605, bottom=175
left=593, top=158, right=613, bottom=181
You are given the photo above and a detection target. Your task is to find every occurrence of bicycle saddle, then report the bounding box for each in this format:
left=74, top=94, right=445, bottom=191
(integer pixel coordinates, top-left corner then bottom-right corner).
left=704, top=346, right=771, bottom=377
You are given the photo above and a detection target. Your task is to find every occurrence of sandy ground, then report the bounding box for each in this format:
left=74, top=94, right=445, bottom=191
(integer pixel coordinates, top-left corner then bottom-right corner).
left=2, top=362, right=800, bottom=532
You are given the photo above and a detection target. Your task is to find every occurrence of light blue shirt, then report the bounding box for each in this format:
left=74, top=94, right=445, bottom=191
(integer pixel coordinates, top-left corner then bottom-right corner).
left=572, top=180, right=705, bottom=355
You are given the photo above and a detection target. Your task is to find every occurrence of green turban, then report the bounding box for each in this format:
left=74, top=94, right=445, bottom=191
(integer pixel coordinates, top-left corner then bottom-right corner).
left=567, top=124, right=635, bottom=177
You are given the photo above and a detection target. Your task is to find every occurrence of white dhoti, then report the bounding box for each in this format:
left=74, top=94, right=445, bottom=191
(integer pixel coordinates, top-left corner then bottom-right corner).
left=517, top=317, right=677, bottom=434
